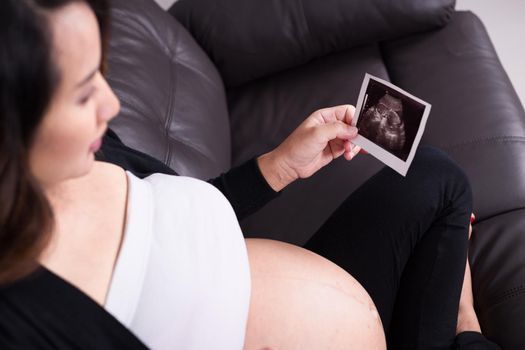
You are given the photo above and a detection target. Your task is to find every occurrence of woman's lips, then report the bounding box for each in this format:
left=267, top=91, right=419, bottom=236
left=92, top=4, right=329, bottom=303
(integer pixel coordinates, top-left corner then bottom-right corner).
left=89, top=137, right=102, bottom=153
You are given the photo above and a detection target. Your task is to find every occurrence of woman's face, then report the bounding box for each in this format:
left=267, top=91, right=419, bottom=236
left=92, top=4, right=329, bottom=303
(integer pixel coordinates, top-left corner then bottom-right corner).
left=29, top=2, right=120, bottom=188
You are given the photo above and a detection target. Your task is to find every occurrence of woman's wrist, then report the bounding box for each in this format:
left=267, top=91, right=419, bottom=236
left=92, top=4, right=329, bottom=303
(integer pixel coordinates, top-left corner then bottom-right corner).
left=256, top=151, right=297, bottom=192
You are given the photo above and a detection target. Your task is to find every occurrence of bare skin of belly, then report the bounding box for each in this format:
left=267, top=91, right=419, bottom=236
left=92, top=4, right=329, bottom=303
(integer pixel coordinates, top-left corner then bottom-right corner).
left=243, top=238, right=386, bottom=350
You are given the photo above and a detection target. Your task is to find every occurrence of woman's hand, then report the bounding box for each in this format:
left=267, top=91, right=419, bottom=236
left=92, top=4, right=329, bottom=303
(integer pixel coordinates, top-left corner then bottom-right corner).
left=257, top=105, right=361, bottom=192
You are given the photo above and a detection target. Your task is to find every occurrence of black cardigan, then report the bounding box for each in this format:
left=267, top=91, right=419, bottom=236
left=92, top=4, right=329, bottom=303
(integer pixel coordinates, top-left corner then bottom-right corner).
left=0, top=129, right=280, bottom=349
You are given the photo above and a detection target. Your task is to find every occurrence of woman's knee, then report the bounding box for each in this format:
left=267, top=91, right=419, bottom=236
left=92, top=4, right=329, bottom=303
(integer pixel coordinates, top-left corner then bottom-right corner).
left=410, top=145, right=473, bottom=208
left=411, top=146, right=465, bottom=180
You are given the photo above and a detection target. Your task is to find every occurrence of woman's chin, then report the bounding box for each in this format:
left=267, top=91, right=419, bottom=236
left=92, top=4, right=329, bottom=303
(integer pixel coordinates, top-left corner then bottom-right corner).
left=69, top=154, right=97, bottom=181
left=83, top=153, right=97, bottom=172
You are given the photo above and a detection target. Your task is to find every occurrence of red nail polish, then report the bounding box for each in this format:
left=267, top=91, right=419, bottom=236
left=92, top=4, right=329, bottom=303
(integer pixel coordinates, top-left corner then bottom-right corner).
left=470, top=216, right=475, bottom=224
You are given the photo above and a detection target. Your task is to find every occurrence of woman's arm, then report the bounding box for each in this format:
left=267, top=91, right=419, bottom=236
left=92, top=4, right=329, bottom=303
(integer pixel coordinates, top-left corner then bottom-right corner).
left=101, top=105, right=361, bottom=221
left=100, top=128, right=279, bottom=221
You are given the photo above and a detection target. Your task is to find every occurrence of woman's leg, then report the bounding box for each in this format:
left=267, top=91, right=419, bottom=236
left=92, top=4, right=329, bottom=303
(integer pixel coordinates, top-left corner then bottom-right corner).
left=454, top=247, right=502, bottom=349
left=303, top=146, right=472, bottom=349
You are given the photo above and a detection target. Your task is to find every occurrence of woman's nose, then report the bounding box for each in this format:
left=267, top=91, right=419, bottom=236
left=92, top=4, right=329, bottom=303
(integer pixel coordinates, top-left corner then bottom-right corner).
left=98, top=74, right=121, bottom=123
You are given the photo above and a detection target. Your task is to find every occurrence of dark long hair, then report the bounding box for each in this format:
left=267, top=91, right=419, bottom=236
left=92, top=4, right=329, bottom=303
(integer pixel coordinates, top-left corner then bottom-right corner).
left=0, top=0, right=109, bottom=285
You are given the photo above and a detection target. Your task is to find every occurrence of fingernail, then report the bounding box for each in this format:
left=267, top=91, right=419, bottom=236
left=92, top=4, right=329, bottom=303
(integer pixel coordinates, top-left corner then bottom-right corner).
left=470, top=214, right=475, bottom=224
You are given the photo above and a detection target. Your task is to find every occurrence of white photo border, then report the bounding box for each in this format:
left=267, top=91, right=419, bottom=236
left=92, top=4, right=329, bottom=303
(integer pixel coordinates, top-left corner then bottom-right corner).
left=351, top=73, right=431, bottom=177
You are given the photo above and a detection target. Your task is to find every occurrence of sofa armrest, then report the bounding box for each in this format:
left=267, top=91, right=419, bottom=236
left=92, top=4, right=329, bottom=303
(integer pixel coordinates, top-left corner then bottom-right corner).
left=169, top=0, right=455, bottom=87
left=380, top=11, right=525, bottom=220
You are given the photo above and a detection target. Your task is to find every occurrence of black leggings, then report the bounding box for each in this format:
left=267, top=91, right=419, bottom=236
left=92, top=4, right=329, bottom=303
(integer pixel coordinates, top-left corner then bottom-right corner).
left=304, top=146, right=500, bottom=350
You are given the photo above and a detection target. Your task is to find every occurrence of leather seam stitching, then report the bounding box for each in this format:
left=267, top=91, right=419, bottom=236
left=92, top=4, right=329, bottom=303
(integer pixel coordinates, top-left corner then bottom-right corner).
left=491, top=284, right=525, bottom=305
left=443, top=136, right=525, bottom=150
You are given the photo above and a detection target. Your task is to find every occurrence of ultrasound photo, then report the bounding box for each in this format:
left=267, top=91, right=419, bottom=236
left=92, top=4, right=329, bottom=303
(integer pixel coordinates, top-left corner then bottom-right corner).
left=359, top=93, right=407, bottom=156
left=351, top=74, right=431, bottom=176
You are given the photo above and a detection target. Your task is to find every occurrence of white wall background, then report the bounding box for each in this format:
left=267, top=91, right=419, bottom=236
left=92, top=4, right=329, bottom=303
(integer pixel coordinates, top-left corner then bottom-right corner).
left=154, top=0, right=525, bottom=106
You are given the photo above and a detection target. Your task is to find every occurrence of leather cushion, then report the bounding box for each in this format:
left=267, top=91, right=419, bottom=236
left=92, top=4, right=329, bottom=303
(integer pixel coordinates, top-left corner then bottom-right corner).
left=381, top=11, right=525, bottom=220
left=106, top=0, right=231, bottom=179
left=470, top=210, right=525, bottom=350
left=170, top=0, right=455, bottom=87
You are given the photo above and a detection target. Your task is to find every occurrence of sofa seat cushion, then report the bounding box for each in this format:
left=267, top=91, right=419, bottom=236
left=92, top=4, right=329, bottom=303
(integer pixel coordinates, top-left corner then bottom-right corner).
left=470, top=209, right=525, bottom=349
left=107, top=0, right=231, bottom=179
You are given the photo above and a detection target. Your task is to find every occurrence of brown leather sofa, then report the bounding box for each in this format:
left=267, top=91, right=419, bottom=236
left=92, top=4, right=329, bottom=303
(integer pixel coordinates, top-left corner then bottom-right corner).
left=106, top=0, right=525, bottom=348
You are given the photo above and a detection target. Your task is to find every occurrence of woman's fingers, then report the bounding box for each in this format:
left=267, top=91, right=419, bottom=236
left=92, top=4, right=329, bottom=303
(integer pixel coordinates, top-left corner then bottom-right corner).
left=315, top=105, right=365, bottom=157
left=317, top=105, right=356, bottom=125
left=343, top=142, right=361, bottom=160
left=318, top=120, right=357, bottom=143
left=343, top=105, right=356, bottom=126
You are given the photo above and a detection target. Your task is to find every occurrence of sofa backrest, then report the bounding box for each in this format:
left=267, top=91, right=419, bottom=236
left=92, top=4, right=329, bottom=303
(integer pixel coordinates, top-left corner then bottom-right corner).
left=170, top=0, right=456, bottom=88
left=106, top=0, right=231, bottom=179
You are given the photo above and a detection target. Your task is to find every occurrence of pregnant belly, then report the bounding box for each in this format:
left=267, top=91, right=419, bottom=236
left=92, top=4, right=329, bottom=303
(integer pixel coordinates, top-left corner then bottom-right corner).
left=243, top=238, right=386, bottom=350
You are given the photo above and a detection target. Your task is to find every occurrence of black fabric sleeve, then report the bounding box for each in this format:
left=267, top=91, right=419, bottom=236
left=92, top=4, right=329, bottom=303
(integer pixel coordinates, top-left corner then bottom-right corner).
left=99, top=129, right=178, bottom=178
left=209, top=157, right=281, bottom=221
left=454, top=331, right=502, bottom=350
left=101, top=129, right=281, bottom=221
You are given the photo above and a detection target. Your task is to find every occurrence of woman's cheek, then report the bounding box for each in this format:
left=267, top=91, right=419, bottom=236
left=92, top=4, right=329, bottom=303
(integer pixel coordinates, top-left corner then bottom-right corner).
left=59, top=109, right=96, bottom=162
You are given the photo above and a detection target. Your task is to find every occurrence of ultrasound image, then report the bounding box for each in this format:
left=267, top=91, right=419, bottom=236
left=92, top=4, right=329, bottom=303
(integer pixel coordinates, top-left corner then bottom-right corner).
left=359, top=93, right=406, bottom=152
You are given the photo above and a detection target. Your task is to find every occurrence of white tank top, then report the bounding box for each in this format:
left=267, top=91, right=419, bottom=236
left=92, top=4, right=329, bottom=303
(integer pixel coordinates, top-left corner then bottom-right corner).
left=104, top=171, right=251, bottom=349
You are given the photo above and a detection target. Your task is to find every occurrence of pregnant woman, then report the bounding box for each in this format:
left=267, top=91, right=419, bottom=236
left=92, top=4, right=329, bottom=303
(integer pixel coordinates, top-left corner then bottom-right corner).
left=0, top=0, right=500, bottom=349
